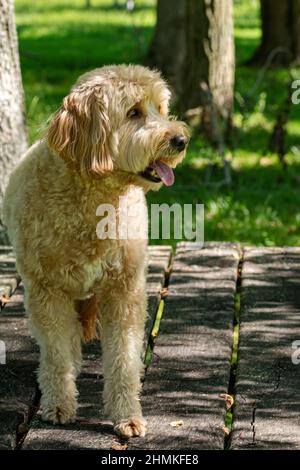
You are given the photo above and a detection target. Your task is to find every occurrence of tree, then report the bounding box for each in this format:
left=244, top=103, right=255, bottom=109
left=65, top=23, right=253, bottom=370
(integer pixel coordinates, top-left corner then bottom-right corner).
left=250, top=0, right=300, bottom=66
left=148, top=0, right=235, bottom=122
left=0, top=0, right=27, bottom=243
left=148, top=0, right=235, bottom=184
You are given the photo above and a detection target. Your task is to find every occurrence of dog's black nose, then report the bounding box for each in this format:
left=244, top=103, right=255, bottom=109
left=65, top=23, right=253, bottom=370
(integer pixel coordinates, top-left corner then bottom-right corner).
left=170, top=134, right=188, bottom=152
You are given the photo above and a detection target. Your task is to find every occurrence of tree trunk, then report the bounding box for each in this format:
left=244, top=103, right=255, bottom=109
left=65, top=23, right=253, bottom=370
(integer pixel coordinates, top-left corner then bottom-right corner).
left=148, top=0, right=235, bottom=119
left=148, top=0, right=187, bottom=105
left=291, top=0, right=300, bottom=62
left=250, top=0, right=300, bottom=66
left=0, top=0, right=27, bottom=243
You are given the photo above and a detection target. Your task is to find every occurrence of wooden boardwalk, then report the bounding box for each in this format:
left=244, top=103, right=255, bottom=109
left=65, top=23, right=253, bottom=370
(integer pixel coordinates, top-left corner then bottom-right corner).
left=1, top=242, right=300, bottom=450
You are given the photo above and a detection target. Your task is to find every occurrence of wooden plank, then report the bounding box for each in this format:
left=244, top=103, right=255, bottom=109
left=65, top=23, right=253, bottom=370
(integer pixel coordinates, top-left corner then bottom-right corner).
left=22, top=246, right=171, bottom=450
left=231, top=247, right=300, bottom=449
left=0, top=283, right=38, bottom=449
left=131, top=242, right=241, bottom=450
left=0, top=250, right=31, bottom=449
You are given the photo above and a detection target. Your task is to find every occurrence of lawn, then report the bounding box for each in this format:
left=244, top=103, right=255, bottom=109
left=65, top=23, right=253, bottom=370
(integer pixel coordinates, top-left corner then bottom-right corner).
left=15, top=0, right=300, bottom=247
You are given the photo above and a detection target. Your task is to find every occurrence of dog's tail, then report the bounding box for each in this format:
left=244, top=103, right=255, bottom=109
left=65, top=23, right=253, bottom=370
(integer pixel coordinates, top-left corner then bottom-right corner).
left=78, top=295, right=100, bottom=342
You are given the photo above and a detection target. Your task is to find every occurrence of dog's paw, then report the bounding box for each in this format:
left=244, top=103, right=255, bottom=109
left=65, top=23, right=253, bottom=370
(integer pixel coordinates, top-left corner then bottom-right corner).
left=114, top=417, right=147, bottom=438
left=41, top=400, right=77, bottom=424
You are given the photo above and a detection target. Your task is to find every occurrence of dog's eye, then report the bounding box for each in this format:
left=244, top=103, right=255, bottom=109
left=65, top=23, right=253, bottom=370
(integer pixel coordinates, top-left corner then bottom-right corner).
left=127, top=107, right=142, bottom=119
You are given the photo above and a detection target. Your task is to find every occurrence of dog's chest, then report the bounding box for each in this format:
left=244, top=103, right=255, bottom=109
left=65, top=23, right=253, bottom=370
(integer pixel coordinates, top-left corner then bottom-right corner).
left=82, top=186, right=148, bottom=295
left=81, top=249, right=123, bottom=294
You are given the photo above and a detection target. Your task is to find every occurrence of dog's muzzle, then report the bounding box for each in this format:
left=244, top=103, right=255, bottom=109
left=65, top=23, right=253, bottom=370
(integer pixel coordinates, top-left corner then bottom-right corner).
left=139, top=134, right=188, bottom=186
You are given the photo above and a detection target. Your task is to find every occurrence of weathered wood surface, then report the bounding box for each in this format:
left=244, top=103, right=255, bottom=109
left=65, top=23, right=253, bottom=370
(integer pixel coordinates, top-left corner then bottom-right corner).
left=231, top=247, right=300, bottom=450
left=0, top=246, right=33, bottom=450
left=21, top=247, right=171, bottom=450
left=131, top=242, right=241, bottom=450
left=2, top=243, right=300, bottom=451
left=0, top=282, right=38, bottom=450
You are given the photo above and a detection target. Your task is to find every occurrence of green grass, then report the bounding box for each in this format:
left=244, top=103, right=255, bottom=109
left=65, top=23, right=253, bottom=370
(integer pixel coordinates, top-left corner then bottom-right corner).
left=15, top=0, right=300, bottom=247
left=144, top=299, right=165, bottom=368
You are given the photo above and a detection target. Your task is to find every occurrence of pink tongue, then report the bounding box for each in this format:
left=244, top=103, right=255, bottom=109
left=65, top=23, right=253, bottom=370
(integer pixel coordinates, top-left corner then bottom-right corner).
left=152, top=161, right=175, bottom=186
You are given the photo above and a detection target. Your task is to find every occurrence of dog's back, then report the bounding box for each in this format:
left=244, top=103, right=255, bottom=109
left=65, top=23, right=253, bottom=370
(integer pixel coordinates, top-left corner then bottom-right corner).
left=2, top=139, right=89, bottom=283
left=3, top=140, right=48, bottom=249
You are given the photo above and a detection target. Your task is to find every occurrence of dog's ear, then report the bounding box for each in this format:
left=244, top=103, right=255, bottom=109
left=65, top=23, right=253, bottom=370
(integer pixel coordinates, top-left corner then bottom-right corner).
left=48, top=85, right=113, bottom=175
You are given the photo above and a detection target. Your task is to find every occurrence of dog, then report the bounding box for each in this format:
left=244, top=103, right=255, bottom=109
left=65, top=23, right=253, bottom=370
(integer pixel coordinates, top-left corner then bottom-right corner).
left=3, top=65, right=189, bottom=438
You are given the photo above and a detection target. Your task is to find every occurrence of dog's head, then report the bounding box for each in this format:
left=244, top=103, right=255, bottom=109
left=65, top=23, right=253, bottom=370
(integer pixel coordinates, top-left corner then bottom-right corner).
left=48, top=65, right=190, bottom=189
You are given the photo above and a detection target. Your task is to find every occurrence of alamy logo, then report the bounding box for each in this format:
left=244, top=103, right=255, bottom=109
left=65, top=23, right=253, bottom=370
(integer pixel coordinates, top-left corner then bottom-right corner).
left=96, top=197, right=204, bottom=243
left=291, top=80, right=300, bottom=104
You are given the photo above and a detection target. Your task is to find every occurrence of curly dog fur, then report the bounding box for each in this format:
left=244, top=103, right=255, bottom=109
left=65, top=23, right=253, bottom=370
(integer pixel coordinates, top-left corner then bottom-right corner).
left=3, top=65, right=189, bottom=438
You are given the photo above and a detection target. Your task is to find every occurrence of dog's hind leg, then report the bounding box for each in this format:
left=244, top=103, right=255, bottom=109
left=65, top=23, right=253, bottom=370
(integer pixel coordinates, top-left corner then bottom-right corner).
left=99, top=282, right=147, bottom=438
left=26, top=290, right=82, bottom=424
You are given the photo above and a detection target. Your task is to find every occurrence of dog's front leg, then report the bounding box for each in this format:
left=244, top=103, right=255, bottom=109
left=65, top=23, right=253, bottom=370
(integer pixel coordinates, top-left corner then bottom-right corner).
left=100, top=282, right=147, bottom=438
left=27, top=292, right=82, bottom=424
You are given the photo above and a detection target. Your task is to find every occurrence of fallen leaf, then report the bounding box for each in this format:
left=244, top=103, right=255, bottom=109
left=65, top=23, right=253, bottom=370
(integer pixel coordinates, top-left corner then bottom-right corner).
left=219, top=393, right=234, bottom=409
left=0, top=295, right=9, bottom=305
left=18, top=423, right=29, bottom=434
left=160, top=287, right=169, bottom=299
left=111, top=443, right=128, bottom=451
left=170, top=420, right=184, bottom=428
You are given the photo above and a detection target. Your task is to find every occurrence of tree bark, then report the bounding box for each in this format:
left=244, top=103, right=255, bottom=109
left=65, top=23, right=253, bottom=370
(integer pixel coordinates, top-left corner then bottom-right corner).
left=148, top=0, right=235, bottom=119
left=148, top=0, right=187, bottom=105
left=0, top=0, right=27, bottom=243
left=291, top=0, right=300, bottom=62
left=250, top=0, right=300, bottom=66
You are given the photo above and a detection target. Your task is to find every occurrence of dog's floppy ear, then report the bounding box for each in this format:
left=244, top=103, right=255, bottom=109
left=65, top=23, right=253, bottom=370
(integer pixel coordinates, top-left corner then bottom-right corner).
left=48, top=85, right=113, bottom=175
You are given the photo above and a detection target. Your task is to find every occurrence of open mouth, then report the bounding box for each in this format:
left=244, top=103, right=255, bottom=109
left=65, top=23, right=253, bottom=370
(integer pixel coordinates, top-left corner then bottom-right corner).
left=139, top=160, right=175, bottom=186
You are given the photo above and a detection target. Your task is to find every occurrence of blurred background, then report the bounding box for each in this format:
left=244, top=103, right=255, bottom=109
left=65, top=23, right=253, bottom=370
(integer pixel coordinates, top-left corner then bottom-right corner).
left=4, top=0, right=300, bottom=246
